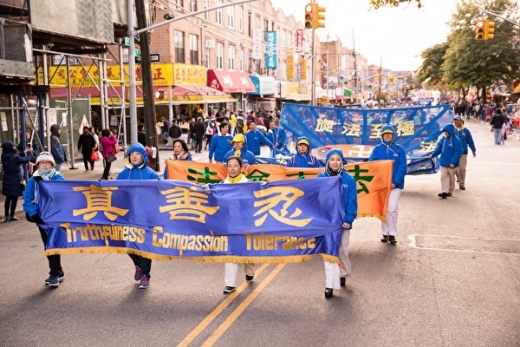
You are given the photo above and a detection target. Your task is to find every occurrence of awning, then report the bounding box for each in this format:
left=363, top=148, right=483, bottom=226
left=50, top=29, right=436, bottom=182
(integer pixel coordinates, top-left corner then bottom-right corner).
left=170, top=85, right=227, bottom=97
left=249, top=75, right=276, bottom=96
left=207, top=70, right=255, bottom=93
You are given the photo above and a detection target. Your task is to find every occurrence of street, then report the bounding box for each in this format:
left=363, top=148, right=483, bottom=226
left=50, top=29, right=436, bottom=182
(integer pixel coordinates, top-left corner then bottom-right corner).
left=1, top=118, right=519, bottom=347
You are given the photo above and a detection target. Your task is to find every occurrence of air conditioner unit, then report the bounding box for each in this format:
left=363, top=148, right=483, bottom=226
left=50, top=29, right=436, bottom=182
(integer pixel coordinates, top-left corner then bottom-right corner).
left=205, top=39, right=215, bottom=48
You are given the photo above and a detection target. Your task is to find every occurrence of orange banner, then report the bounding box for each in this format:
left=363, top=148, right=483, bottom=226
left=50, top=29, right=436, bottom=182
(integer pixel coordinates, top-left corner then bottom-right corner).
left=164, top=160, right=393, bottom=221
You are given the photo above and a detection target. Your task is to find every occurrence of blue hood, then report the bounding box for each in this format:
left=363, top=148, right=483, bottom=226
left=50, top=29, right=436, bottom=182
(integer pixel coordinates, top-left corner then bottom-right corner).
left=324, top=148, right=346, bottom=176
left=380, top=124, right=396, bottom=144
left=124, top=142, right=149, bottom=169
left=296, top=136, right=312, bottom=154
left=442, top=123, right=456, bottom=137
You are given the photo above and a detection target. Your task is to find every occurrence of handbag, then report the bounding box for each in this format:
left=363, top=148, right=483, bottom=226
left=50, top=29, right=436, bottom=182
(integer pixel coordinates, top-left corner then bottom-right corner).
left=90, top=150, right=99, bottom=162
left=113, top=143, right=121, bottom=154
left=106, top=153, right=117, bottom=163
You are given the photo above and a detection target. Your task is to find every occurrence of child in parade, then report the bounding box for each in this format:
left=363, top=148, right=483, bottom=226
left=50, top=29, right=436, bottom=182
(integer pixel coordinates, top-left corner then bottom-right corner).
left=368, top=125, right=407, bottom=244
left=22, top=152, right=66, bottom=287
left=116, top=143, right=159, bottom=289
left=317, top=149, right=358, bottom=298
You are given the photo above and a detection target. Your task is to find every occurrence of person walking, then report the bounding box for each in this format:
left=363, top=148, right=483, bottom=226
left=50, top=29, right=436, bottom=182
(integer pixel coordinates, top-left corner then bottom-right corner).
left=116, top=143, right=159, bottom=289
left=23, top=152, right=66, bottom=287
left=2, top=141, right=31, bottom=222
left=428, top=123, right=463, bottom=199
left=50, top=124, right=67, bottom=171
left=368, top=125, right=407, bottom=244
left=193, top=117, right=205, bottom=153
left=317, top=149, right=358, bottom=298
left=266, top=119, right=289, bottom=156
left=77, top=126, right=97, bottom=172
left=209, top=122, right=233, bottom=164
left=490, top=109, right=505, bottom=145
left=244, top=120, right=273, bottom=156
left=99, top=129, right=118, bottom=180
left=453, top=116, right=476, bottom=190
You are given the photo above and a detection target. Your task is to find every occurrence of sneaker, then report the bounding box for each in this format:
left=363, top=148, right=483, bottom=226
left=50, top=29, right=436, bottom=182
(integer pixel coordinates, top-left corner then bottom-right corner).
left=45, top=271, right=65, bottom=285
left=134, top=267, right=141, bottom=281
left=381, top=234, right=389, bottom=243
left=223, top=286, right=236, bottom=294
left=46, top=275, right=59, bottom=287
left=10, top=216, right=19, bottom=221
left=245, top=274, right=254, bottom=283
left=138, top=275, right=150, bottom=289
left=389, top=235, right=397, bottom=245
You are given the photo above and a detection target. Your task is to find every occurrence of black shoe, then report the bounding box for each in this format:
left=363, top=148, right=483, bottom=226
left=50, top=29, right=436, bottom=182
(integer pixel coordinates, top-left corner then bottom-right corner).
left=245, top=274, right=254, bottom=283
left=4, top=216, right=10, bottom=222
left=389, top=235, right=397, bottom=245
left=446, top=193, right=452, bottom=197
left=223, top=286, right=236, bottom=294
left=438, top=192, right=448, bottom=199
left=45, top=270, right=65, bottom=285
left=340, top=277, right=346, bottom=287
left=324, top=288, right=333, bottom=299
left=460, top=186, right=466, bottom=190
left=381, top=235, right=388, bottom=243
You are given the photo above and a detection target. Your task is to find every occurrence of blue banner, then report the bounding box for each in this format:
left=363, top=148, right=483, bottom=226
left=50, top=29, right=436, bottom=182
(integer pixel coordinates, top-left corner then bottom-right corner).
left=265, top=31, right=277, bottom=69
left=38, top=178, right=345, bottom=263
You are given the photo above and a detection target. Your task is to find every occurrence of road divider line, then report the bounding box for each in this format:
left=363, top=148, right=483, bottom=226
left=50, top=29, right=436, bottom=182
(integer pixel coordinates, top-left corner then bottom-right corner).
left=176, top=263, right=270, bottom=347
left=200, top=263, right=286, bottom=347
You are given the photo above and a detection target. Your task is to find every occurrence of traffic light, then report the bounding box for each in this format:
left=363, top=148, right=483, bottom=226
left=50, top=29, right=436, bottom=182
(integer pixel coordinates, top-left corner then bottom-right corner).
left=475, top=19, right=485, bottom=40
left=484, top=20, right=495, bottom=40
left=304, top=4, right=315, bottom=30
left=314, top=5, right=325, bottom=29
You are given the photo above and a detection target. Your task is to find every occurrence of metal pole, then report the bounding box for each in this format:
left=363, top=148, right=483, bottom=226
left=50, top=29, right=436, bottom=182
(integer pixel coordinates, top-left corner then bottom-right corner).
left=128, top=0, right=137, bottom=144
left=65, top=57, right=77, bottom=169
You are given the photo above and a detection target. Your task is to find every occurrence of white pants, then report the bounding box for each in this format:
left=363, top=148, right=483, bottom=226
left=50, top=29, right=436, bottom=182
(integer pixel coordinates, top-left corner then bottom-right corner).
left=440, top=166, right=457, bottom=194
left=456, top=154, right=468, bottom=187
left=382, top=188, right=401, bottom=237
left=324, top=229, right=351, bottom=290
left=224, top=263, right=255, bottom=287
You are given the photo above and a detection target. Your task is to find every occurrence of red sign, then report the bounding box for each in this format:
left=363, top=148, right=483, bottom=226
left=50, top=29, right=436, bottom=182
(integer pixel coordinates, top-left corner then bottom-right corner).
left=207, top=70, right=255, bottom=93
left=296, top=29, right=304, bottom=54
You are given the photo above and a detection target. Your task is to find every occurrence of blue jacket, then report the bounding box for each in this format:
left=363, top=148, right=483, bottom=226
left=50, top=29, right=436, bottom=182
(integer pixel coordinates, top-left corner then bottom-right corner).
left=209, top=134, right=233, bottom=162
left=23, top=169, right=65, bottom=218
left=266, top=127, right=289, bottom=154
left=368, top=125, right=407, bottom=189
left=223, top=148, right=257, bottom=167
left=1, top=150, right=30, bottom=197
left=317, top=149, right=358, bottom=227
left=431, top=123, right=463, bottom=168
left=455, top=127, right=476, bottom=155
left=116, top=143, right=159, bottom=180
left=288, top=136, right=322, bottom=168
left=245, top=130, right=273, bottom=155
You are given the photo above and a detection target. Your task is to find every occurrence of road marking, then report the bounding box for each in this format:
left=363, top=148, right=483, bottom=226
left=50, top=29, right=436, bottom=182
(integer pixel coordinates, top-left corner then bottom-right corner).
left=200, top=263, right=286, bottom=347
left=176, top=263, right=271, bottom=347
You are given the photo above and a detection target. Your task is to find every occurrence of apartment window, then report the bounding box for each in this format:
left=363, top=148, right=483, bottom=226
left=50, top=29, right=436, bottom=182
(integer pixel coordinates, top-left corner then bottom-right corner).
left=216, top=42, right=224, bottom=69
left=215, top=0, right=222, bottom=25
left=238, top=6, right=243, bottom=32
left=264, top=19, right=269, bottom=33
left=189, top=34, right=199, bottom=65
left=239, top=50, right=244, bottom=72
left=227, top=5, right=235, bottom=29
left=228, top=45, right=236, bottom=71
left=188, top=0, right=197, bottom=12
left=248, top=12, right=252, bottom=37
left=173, top=0, right=183, bottom=10
left=174, top=31, right=185, bottom=63
left=204, top=0, right=209, bottom=20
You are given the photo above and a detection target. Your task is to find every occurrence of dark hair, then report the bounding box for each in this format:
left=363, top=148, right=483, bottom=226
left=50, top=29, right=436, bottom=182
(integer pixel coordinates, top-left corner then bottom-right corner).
left=226, top=156, right=243, bottom=168
left=138, top=124, right=144, bottom=131
left=219, top=122, right=229, bottom=131
left=101, top=129, right=111, bottom=137
left=172, top=138, right=189, bottom=153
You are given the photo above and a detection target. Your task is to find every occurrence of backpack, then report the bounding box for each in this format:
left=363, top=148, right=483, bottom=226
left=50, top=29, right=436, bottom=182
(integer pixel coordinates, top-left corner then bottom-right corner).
left=205, top=123, right=214, bottom=135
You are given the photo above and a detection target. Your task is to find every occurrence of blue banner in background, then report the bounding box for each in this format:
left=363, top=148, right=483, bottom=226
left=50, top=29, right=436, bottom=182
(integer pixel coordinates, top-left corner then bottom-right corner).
left=38, top=178, right=345, bottom=263
left=265, top=31, right=277, bottom=69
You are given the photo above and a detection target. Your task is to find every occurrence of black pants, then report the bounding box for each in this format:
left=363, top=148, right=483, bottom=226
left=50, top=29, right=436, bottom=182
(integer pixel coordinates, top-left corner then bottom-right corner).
left=102, top=159, right=112, bottom=179
left=195, top=137, right=203, bottom=153
left=38, top=226, right=62, bottom=275
left=4, top=196, right=18, bottom=218
left=129, top=254, right=152, bottom=278
left=82, top=149, right=94, bottom=170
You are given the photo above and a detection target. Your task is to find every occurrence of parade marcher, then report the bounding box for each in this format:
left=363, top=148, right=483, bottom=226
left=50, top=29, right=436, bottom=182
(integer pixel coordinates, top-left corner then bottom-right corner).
left=99, top=129, right=118, bottom=180
left=453, top=116, right=476, bottom=190
left=23, top=152, right=65, bottom=287
left=50, top=124, right=67, bottom=172
left=288, top=137, right=322, bottom=168
left=2, top=141, right=31, bottom=222
left=368, top=125, right=407, bottom=244
left=164, top=138, right=192, bottom=179
left=116, top=143, right=159, bottom=289
left=490, top=109, right=505, bottom=145
left=317, top=149, right=358, bottom=298
left=266, top=119, right=289, bottom=156
left=428, top=123, right=463, bottom=199
left=77, top=126, right=97, bottom=172
left=220, top=156, right=255, bottom=294
left=245, top=120, right=273, bottom=156
left=222, top=134, right=256, bottom=167
left=209, top=122, right=233, bottom=164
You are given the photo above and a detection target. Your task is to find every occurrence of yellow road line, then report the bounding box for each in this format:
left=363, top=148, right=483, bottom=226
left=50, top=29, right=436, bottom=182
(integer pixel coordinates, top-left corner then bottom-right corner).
left=200, top=263, right=286, bottom=347
left=176, top=263, right=270, bottom=347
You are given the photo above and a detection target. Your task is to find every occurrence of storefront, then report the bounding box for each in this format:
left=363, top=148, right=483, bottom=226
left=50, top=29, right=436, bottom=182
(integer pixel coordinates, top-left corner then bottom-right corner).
left=248, top=75, right=276, bottom=111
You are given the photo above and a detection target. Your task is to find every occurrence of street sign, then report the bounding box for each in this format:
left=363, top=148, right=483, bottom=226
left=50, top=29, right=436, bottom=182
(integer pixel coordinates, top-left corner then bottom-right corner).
left=134, top=49, right=141, bottom=58
left=124, top=37, right=131, bottom=46
left=150, top=54, right=160, bottom=62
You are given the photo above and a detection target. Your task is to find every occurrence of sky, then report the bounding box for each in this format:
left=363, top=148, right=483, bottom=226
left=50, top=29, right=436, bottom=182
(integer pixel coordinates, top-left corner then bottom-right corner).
left=270, top=0, right=459, bottom=71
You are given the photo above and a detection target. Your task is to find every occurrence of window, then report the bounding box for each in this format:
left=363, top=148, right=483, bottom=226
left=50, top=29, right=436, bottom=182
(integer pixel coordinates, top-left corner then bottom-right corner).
left=227, top=5, right=235, bottom=29
left=189, top=34, right=199, bottom=65
left=239, top=50, right=244, bottom=72
left=228, top=45, right=236, bottom=71
left=248, top=12, right=252, bottom=37
left=173, top=0, right=183, bottom=10
left=188, top=0, right=196, bottom=12
left=264, top=19, right=269, bottom=33
left=238, top=6, right=243, bottom=32
left=204, top=0, right=209, bottom=20
left=174, top=31, right=185, bottom=63
left=216, top=42, right=224, bottom=69
left=215, top=0, right=222, bottom=25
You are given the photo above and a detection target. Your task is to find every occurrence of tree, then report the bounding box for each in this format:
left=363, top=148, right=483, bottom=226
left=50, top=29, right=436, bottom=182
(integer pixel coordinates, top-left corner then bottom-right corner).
left=416, top=42, right=449, bottom=87
left=369, top=0, right=424, bottom=9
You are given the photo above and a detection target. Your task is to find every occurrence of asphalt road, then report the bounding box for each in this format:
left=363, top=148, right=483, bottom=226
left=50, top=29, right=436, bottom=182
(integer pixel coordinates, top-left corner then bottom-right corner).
left=1, top=118, right=519, bottom=347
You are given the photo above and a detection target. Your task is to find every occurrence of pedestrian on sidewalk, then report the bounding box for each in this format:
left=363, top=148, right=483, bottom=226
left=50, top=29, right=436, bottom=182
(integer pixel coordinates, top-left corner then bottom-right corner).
left=77, top=126, right=96, bottom=172
left=50, top=124, right=67, bottom=172
left=453, top=117, right=476, bottom=190
left=116, top=143, right=159, bottom=289
left=23, top=152, right=66, bottom=287
left=99, top=129, right=118, bottom=180
left=490, top=109, right=505, bottom=145
left=193, top=117, right=205, bottom=153
left=2, top=141, right=32, bottom=222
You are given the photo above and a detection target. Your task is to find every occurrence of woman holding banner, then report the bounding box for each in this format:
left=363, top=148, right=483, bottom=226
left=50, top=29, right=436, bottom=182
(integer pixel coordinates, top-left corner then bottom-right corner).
left=317, top=149, right=358, bottom=299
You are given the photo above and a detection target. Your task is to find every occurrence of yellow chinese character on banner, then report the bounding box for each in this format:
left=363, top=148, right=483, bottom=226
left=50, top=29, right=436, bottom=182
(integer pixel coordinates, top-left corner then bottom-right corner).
left=73, top=185, right=129, bottom=221
left=369, top=123, right=385, bottom=138
left=159, top=186, right=219, bottom=223
left=315, top=117, right=335, bottom=133
left=396, top=120, right=415, bottom=136
left=419, top=141, right=437, bottom=152
left=342, top=123, right=361, bottom=137
left=253, top=187, right=312, bottom=227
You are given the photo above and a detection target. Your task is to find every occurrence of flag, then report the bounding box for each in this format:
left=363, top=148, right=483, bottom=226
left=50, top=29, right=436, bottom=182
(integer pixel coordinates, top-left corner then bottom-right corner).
left=343, top=89, right=352, bottom=97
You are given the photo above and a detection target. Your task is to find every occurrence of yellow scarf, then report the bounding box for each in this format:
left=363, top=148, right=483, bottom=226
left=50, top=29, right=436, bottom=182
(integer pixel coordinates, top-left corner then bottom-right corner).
left=234, top=149, right=241, bottom=157
left=227, top=173, right=244, bottom=183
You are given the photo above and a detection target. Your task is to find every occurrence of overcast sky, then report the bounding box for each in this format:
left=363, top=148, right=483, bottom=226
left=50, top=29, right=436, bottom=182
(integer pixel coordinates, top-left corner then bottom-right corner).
left=270, top=0, right=460, bottom=71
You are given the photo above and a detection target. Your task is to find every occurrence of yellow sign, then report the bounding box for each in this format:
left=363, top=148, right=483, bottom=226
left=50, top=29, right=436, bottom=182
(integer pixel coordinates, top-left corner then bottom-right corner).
left=287, top=48, right=294, bottom=79
left=172, top=63, right=207, bottom=85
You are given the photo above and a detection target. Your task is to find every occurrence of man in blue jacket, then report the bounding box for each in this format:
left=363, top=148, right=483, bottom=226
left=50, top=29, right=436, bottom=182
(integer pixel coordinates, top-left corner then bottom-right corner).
left=209, top=122, right=233, bottom=163
left=245, top=120, right=273, bottom=155
left=428, top=123, right=463, bottom=199
left=453, top=116, right=476, bottom=190
left=369, top=125, right=407, bottom=244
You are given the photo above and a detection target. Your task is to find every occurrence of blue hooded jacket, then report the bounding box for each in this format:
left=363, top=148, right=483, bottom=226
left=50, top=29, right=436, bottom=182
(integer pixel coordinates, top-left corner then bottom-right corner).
left=431, top=123, right=463, bottom=168
left=454, top=126, right=476, bottom=155
left=245, top=129, right=273, bottom=155
left=289, top=136, right=322, bottom=168
left=209, top=133, right=233, bottom=162
left=368, top=125, right=407, bottom=189
left=316, top=149, right=358, bottom=227
left=116, top=143, right=159, bottom=180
